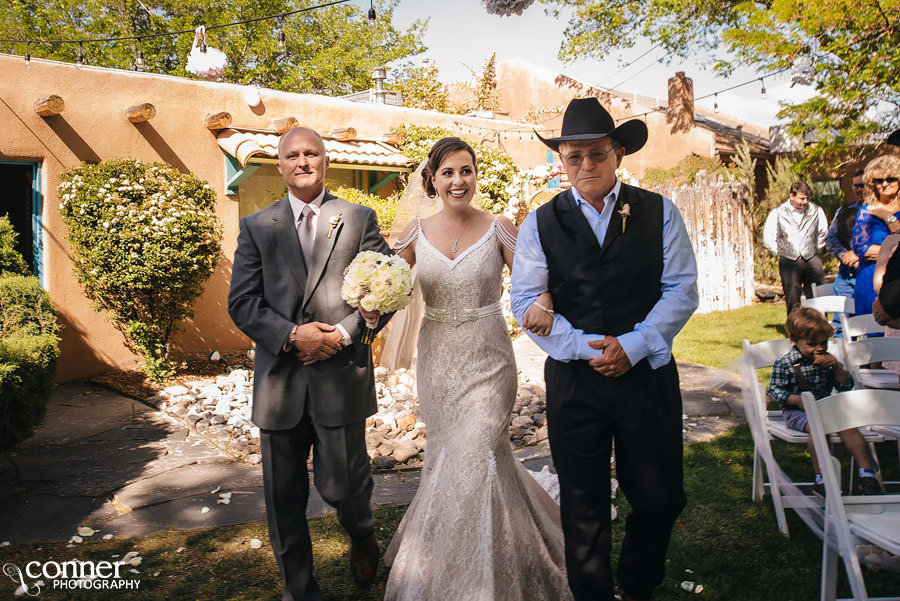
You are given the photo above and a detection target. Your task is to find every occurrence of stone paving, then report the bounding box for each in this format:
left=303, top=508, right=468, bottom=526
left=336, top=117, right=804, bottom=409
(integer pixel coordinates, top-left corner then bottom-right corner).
left=0, top=336, right=743, bottom=544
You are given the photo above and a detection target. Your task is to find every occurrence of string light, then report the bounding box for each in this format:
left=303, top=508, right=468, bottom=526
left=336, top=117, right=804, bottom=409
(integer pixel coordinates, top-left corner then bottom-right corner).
left=368, top=0, right=376, bottom=28
left=713, top=93, right=719, bottom=113
left=4, top=0, right=354, bottom=67
left=277, top=30, right=286, bottom=52
left=24, top=41, right=30, bottom=66
left=133, top=38, right=144, bottom=71
left=760, top=78, right=767, bottom=99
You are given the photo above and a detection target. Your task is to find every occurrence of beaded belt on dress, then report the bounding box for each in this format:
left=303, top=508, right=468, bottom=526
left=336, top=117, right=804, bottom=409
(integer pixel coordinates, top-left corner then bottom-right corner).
left=423, top=301, right=502, bottom=326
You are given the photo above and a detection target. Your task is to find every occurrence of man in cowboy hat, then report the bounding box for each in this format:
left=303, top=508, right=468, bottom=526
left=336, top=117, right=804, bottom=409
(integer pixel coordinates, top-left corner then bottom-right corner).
left=511, top=97, right=698, bottom=601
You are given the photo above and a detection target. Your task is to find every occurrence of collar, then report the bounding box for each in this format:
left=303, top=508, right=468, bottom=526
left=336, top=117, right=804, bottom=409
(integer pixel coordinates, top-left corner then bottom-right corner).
left=788, top=346, right=813, bottom=364
left=288, top=188, right=326, bottom=223
left=571, top=179, right=622, bottom=214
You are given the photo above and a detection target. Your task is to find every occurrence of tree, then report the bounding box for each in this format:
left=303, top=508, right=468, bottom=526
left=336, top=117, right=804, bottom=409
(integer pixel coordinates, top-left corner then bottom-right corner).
left=540, top=0, right=900, bottom=169
left=391, top=59, right=449, bottom=112
left=475, top=52, right=501, bottom=111
left=0, top=0, right=427, bottom=95
left=59, top=159, right=222, bottom=381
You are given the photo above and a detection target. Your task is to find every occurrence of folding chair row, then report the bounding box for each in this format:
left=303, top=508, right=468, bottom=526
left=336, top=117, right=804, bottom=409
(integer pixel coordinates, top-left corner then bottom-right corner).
left=802, top=389, right=900, bottom=601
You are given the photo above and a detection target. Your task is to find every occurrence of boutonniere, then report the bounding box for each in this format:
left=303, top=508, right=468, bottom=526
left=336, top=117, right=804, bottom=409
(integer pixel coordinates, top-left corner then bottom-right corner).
left=618, top=201, right=631, bottom=233
left=327, top=213, right=342, bottom=238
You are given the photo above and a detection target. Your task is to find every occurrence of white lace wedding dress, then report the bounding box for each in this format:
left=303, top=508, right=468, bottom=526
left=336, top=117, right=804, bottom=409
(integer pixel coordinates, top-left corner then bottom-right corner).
left=383, top=218, right=573, bottom=601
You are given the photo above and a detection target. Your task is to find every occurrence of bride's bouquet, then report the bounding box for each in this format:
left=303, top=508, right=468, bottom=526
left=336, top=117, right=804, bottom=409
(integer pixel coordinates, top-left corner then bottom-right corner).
left=341, top=251, right=413, bottom=343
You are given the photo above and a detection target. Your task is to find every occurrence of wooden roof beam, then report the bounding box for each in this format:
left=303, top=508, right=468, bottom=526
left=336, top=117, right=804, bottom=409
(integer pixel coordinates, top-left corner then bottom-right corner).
left=34, top=95, right=64, bottom=117
left=125, top=103, right=156, bottom=123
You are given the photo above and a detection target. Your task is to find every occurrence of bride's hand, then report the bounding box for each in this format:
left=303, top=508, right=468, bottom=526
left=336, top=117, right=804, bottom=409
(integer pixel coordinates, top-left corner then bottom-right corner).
left=359, top=307, right=380, bottom=328
left=522, top=303, right=553, bottom=336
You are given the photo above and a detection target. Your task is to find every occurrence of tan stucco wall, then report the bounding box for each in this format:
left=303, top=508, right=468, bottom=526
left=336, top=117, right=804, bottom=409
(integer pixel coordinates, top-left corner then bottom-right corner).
left=496, top=59, right=743, bottom=176
left=0, top=54, right=553, bottom=381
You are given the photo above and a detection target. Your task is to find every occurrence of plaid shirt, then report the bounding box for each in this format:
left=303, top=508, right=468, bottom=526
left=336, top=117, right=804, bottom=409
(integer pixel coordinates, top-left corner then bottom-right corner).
left=767, top=346, right=854, bottom=410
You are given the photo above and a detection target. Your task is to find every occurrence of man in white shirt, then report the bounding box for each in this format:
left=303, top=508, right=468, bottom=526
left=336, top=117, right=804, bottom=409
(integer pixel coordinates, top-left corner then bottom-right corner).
left=762, top=181, right=828, bottom=313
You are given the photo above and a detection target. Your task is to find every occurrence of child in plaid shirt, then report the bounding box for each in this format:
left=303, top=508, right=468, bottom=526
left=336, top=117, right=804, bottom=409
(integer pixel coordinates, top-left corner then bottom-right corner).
left=768, top=307, right=882, bottom=495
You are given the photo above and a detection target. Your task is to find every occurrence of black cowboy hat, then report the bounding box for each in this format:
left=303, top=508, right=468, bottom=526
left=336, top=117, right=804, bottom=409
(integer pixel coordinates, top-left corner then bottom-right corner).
left=536, top=97, right=648, bottom=155
left=888, top=129, right=900, bottom=146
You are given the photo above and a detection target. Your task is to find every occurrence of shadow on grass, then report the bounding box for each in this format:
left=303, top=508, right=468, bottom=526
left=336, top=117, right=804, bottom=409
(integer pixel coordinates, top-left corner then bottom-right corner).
left=2, top=429, right=897, bottom=600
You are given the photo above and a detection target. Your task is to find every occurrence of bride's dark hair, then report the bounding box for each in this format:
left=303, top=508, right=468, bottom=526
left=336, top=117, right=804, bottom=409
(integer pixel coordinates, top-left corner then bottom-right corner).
left=422, top=137, right=478, bottom=198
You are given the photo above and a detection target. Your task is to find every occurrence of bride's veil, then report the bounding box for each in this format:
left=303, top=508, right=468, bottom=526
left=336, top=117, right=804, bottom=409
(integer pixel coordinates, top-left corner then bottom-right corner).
left=378, top=160, right=439, bottom=370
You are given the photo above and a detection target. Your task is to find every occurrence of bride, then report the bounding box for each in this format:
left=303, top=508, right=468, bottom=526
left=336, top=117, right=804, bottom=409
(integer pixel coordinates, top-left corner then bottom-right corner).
left=372, top=137, right=573, bottom=600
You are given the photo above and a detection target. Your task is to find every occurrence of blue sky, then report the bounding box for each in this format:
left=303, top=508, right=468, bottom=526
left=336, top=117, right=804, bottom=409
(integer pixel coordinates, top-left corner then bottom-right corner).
left=357, top=0, right=815, bottom=128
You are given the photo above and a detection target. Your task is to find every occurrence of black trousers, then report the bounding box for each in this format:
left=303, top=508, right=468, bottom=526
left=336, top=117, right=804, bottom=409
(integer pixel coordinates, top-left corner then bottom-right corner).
left=545, top=357, right=686, bottom=601
left=779, top=254, right=825, bottom=314
left=260, top=411, right=374, bottom=601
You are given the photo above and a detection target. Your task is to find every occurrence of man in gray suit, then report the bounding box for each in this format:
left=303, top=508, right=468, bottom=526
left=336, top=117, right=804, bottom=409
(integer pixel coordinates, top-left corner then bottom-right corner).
left=228, top=127, right=392, bottom=600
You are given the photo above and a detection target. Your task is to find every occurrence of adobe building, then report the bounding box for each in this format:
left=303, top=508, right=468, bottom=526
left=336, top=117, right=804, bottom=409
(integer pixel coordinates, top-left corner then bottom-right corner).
left=0, top=54, right=770, bottom=381
left=0, top=54, right=550, bottom=381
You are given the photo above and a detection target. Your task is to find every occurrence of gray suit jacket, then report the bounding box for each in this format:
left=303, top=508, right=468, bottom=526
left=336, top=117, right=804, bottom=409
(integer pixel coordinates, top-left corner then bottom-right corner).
left=228, top=191, right=392, bottom=429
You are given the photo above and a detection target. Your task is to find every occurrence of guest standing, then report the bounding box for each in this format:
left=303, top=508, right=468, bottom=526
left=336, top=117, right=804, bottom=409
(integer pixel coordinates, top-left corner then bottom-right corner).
left=763, top=181, right=828, bottom=314
left=851, top=155, right=900, bottom=315
left=825, top=169, right=864, bottom=335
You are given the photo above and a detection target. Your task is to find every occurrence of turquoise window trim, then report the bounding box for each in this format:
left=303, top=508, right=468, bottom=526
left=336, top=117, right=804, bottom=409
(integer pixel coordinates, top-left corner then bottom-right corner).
left=546, top=150, right=560, bottom=190
left=369, top=171, right=399, bottom=194
left=224, top=155, right=260, bottom=195
left=1, top=160, right=43, bottom=285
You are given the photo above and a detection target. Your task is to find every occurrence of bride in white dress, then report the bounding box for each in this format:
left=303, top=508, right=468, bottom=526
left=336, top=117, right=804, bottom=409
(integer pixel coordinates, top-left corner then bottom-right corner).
left=376, top=137, right=573, bottom=601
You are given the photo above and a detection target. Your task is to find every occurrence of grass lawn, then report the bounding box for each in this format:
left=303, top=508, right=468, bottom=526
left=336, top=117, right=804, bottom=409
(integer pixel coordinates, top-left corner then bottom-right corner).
left=3, top=427, right=898, bottom=600
left=673, top=301, right=788, bottom=370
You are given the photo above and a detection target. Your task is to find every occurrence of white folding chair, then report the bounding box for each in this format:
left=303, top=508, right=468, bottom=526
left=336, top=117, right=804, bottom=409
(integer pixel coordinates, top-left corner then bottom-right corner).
left=813, top=282, right=836, bottom=297
left=839, top=317, right=899, bottom=390
left=742, top=338, right=810, bottom=536
left=803, top=295, right=856, bottom=317
left=802, top=389, right=900, bottom=601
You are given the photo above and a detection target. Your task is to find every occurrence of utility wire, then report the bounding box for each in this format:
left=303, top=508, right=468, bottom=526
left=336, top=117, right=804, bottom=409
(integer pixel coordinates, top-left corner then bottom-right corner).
left=0, top=0, right=352, bottom=45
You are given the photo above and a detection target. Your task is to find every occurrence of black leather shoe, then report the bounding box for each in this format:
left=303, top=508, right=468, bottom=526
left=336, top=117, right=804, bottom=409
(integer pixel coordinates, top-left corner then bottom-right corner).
left=856, top=476, right=884, bottom=495
left=350, top=534, right=378, bottom=587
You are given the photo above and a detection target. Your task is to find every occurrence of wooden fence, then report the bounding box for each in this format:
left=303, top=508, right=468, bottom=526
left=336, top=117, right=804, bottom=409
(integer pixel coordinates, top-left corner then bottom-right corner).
left=657, top=174, right=755, bottom=314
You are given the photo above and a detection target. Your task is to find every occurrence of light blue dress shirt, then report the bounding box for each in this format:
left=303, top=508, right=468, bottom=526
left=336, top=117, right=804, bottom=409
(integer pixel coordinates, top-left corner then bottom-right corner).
left=510, top=181, right=699, bottom=368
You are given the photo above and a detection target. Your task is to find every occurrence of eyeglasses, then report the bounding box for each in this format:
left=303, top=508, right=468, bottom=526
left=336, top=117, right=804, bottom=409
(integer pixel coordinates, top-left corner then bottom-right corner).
left=873, top=177, right=899, bottom=185
left=852, top=183, right=865, bottom=189
left=561, top=145, right=619, bottom=166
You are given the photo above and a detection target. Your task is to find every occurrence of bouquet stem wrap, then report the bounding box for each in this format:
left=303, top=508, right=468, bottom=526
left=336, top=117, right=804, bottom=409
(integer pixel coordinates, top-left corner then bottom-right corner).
left=341, top=251, right=413, bottom=345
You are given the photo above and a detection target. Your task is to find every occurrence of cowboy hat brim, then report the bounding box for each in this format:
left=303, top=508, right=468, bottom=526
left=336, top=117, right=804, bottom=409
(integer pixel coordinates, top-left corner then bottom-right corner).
left=536, top=118, right=648, bottom=155
left=888, top=129, right=900, bottom=146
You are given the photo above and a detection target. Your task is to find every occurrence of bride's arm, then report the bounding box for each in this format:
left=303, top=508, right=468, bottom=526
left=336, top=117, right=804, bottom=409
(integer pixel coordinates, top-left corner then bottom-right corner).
left=392, top=219, right=419, bottom=269
left=495, top=215, right=517, bottom=270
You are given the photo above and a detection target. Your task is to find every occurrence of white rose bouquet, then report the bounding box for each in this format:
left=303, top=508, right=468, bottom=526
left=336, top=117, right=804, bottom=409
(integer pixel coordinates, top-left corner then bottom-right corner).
left=341, top=251, right=413, bottom=343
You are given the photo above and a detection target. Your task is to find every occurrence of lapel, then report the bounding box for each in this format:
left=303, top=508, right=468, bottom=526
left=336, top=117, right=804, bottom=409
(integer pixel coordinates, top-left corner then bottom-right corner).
left=302, top=192, right=344, bottom=308
left=600, top=183, right=640, bottom=255
left=272, top=197, right=308, bottom=289
left=554, top=189, right=602, bottom=253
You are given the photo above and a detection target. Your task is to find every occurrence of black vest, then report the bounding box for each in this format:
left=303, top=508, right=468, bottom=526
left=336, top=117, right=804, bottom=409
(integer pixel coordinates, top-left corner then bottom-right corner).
left=835, top=202, right=861, bottom=251
left=535, top=185, right=664, bottom=337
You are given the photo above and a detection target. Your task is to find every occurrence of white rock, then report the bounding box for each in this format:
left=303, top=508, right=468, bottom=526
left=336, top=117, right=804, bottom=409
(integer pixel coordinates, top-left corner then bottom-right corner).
left=164, top=385, right=190, bottom=397
left=201, top=507, right=210, bottom=513
left=249, top=538, right=263, bottom=549
left=0, top=541, right=9, bottom=547
left=76, top=526, right=95, bottom=537
left=176, top=547, right=186, bottom=553
left=102, top=534, right=114, bottom=540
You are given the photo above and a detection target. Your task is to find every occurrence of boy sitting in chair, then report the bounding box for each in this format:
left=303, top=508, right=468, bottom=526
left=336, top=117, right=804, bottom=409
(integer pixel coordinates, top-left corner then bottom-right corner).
left=768, top=307, right=883, bottom=496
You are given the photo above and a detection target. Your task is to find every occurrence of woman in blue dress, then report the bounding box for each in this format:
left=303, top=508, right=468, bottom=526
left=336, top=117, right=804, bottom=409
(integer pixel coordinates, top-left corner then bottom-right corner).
left=851, top=154, right=900, bottom=315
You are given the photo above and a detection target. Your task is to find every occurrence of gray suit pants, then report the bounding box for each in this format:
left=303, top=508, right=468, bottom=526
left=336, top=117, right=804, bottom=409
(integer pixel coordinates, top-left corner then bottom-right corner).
left=260, top=409, right=374, bottom=601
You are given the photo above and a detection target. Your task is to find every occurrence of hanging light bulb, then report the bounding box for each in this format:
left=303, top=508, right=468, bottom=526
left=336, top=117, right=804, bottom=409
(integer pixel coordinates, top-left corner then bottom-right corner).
left=368, top=0, right=377, bottom=29
left=76, top=42, right=84, bottom=66
left=713, top=93, right=719, bottom=113
left=760, top=78, right=767, bottom=99
left=134, top=39, right=144, bottom=71
left=24, top=41, right=30, bottom=67
left=278, top=31, right=286, bottom=52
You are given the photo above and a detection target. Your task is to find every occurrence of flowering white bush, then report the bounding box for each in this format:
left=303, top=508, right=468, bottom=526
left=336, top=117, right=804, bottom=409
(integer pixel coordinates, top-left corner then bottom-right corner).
left=59, top=159, right=221, bottom=381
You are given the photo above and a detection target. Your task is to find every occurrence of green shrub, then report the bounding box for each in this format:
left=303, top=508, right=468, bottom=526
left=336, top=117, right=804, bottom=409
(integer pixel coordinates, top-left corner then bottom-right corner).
left=0, top=215, right=29, bottom=276
left=392, top=124, right=517, bottom=215
left=332, top=186, right=399, bottom=232
left=58, top=159, right=222, bottom=382
left=0, top=275, right=59, bottom=449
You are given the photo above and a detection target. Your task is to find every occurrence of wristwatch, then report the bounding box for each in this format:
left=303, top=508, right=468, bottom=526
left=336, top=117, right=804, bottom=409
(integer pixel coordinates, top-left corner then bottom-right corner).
left=887, top=215, right=898, bottom=224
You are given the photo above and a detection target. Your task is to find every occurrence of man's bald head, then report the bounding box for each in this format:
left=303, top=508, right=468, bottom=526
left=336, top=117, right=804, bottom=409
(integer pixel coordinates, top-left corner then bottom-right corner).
left=276, top=127, right=330, bottom=202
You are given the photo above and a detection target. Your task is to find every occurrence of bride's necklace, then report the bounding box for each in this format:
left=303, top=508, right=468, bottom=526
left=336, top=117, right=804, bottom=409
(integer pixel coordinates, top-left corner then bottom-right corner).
left=449, top=214, right=472, bottom=255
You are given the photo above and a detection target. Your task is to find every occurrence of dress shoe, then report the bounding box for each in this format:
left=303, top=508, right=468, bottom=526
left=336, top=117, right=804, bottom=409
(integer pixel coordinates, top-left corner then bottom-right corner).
left=350, top=534, right=378, bottom=587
